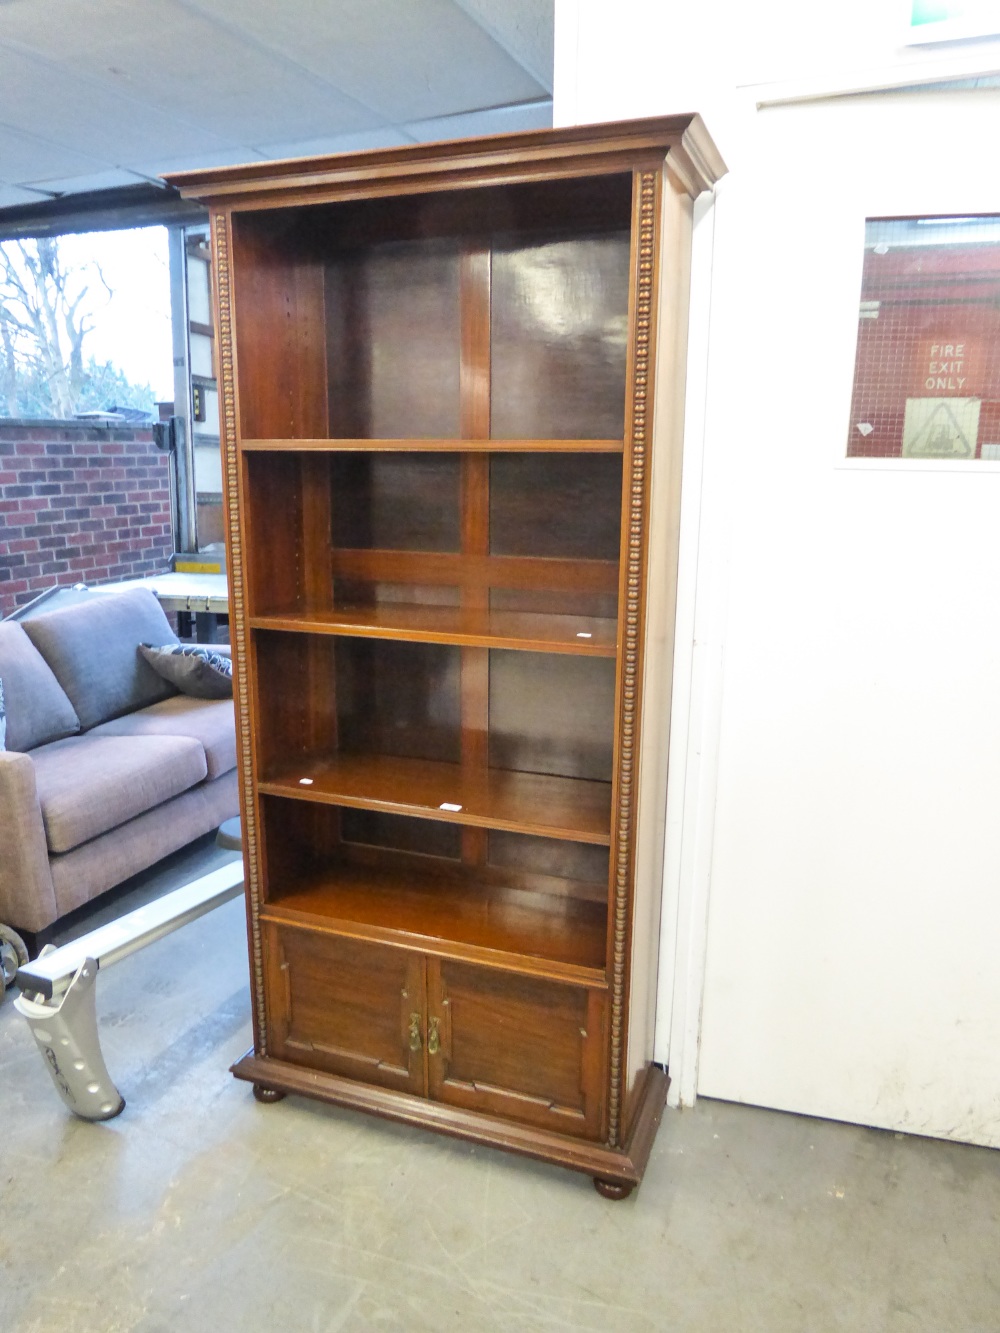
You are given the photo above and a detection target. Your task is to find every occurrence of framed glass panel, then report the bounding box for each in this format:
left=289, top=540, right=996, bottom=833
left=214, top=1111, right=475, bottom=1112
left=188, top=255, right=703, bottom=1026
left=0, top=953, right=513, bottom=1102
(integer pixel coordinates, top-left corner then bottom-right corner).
left=847, top=216, right=1000, bottom=460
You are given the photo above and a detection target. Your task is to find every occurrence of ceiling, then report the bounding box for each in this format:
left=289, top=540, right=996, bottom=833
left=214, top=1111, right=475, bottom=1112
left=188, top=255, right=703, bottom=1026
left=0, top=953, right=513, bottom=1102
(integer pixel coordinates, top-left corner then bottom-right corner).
left=0, top=0, right=553, bottom=214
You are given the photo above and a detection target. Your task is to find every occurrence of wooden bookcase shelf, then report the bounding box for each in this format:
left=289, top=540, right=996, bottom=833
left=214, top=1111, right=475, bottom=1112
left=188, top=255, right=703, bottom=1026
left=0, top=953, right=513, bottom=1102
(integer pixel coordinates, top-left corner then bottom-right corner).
left=168, top=114, right=725, bottom=1198
left=261, top=866, right=609, bottom=980
left=258, top=753, right=614, bottom=844
left=240, top=438, right=625, bottom=453
left=242, top=447, right=624, bottom=624
left=256, top=795, right=610, bottom=973
left=248, top=607, right=618, bottom=656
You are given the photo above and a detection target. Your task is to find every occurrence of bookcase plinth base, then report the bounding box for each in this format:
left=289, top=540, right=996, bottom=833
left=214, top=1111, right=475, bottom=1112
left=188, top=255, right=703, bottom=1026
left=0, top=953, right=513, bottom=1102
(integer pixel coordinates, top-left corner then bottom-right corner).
left=233, top=1050, right=668, bottom=1194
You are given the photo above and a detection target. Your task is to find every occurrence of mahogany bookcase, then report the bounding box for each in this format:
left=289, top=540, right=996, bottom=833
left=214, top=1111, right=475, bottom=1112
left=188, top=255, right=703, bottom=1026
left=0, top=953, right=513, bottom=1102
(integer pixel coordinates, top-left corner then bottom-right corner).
left=167, top=116, right=725, bottom=1198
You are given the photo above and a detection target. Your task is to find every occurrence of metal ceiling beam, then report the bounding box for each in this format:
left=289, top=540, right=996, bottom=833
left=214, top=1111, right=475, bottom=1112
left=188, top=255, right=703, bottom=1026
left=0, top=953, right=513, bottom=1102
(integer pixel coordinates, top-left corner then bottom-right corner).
left=0, top=183, right=207, bottom=241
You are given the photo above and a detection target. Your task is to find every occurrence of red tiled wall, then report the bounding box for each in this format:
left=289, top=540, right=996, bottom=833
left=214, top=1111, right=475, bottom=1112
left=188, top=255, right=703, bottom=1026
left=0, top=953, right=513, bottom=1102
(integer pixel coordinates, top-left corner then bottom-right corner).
left=0, top=422, right=173, bottom=618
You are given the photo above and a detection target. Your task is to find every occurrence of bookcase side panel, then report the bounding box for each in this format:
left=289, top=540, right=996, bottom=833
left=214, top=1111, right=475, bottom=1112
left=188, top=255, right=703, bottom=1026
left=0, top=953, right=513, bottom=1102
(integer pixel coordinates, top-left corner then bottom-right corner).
left=230, top=213, right=329, bottom=440
left=243, top=453, right=305, bottom=616
left=605, top=167, right=663, bottom=1148
left=623, top=172, right=696, bottom=1133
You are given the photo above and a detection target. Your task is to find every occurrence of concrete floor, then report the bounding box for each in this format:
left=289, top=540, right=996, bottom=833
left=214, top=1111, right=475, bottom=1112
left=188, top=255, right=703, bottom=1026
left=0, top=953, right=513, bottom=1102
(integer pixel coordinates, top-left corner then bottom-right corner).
left=1, top=839, right=998, bottom=1333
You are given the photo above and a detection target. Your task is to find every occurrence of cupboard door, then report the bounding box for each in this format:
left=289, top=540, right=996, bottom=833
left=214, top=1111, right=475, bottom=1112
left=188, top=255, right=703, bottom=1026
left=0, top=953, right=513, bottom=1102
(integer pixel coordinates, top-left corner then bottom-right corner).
left=264, top=925, right=425, bottom=1094
left=426, top=960, right=606, bottom=1140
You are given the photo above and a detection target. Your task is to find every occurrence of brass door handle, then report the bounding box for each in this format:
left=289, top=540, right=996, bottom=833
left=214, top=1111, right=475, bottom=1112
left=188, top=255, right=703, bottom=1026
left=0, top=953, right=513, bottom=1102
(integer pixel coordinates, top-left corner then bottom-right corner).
left=427, top=1015, right=441, bottom=1056
left=408, top=1012, right=422, bottom=1052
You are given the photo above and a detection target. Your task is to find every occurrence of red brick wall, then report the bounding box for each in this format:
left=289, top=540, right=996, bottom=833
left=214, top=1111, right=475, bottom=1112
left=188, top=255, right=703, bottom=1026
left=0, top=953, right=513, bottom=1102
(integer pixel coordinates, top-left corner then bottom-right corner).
left=847, top=242, right=1000, bottom=458
left=0, top=421, right=173, bottom=618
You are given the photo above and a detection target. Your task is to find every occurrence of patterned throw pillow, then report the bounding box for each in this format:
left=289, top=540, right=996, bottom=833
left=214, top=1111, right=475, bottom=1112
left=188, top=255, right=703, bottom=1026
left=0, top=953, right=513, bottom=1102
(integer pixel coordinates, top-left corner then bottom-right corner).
left=0, top=676, right=6, bottom=751
left=138, top=644, right=233, bottom=700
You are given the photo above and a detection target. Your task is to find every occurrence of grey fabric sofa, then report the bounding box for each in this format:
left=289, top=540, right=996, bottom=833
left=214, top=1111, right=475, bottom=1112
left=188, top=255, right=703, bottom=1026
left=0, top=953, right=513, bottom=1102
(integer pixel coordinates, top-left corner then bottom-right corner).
left=0, top=587, right=238, bottom=949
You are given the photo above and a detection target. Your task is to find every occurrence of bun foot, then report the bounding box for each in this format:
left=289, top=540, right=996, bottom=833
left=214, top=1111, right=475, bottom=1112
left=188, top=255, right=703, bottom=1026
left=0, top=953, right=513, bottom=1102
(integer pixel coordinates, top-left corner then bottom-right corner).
left=252, top=1083, right=286, bottom=1104
left=593, top=1178, right=635, bottom=1200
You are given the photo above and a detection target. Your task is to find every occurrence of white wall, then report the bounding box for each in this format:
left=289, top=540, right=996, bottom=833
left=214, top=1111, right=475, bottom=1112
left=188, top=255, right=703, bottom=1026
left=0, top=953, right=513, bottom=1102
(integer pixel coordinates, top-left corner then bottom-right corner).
left=556, top=0, right=1000, bottom=163
left=556, top=1, right=1000, bottom=1146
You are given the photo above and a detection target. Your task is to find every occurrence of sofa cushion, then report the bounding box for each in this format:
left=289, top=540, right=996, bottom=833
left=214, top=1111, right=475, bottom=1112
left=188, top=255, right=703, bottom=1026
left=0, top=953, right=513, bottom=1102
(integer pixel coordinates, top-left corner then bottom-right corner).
left=30, top=733, right=208, bottom=853
left=0, top=621, right=81, bottom=752
left=23, top=587, right=180, bottom=730
left=48, top=770, right=239, bottom=922
left=89, top=695, right=237, bottom=781
left=139, top=643, right=234, bottom=699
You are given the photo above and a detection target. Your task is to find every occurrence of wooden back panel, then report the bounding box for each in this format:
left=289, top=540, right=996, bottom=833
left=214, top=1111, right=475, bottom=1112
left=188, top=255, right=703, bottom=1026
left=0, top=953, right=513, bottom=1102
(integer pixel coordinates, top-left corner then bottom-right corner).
left=326, top=239, right=461, bottom=438
left=491, top=232, right=631, bottom=440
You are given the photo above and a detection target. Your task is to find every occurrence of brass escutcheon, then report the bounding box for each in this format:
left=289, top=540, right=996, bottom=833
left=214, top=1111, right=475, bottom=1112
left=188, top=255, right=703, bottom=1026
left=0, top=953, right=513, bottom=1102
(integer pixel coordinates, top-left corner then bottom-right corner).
left=408, top=1012, right=422, bottom=1052
left=427, top=1015, right=441, bottom=1056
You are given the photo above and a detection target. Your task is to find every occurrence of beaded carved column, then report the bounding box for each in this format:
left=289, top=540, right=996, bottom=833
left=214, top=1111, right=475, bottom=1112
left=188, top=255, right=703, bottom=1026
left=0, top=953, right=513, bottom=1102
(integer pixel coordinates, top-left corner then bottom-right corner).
left=607, top=169, right=661, bottom=1148
left=212, top=209, right=268, bottom=1050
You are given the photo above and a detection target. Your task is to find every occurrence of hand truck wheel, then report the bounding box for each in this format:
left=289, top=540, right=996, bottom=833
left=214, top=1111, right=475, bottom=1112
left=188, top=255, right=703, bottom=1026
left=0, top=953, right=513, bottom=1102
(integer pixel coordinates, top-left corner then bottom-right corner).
left=0, top=923, right=29, bottom=994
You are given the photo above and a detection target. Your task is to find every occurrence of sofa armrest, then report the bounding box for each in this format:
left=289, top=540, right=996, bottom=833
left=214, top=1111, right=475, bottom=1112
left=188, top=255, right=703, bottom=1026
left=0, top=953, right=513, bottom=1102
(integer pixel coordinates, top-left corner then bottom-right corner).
left=0, top=750, right=58, bottom=934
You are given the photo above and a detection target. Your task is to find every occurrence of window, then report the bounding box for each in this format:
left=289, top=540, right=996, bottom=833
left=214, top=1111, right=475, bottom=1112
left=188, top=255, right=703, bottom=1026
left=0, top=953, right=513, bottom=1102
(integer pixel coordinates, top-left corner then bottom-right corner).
left=0, top=227, right=171, bottom=422
left=846, top=216, right=1000, bottom=460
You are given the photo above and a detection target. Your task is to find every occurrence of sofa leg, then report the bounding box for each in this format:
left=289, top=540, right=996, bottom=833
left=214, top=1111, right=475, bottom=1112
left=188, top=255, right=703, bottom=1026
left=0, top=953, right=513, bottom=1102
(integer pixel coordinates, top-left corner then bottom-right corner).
left=13, top=924, right=57, bottom=961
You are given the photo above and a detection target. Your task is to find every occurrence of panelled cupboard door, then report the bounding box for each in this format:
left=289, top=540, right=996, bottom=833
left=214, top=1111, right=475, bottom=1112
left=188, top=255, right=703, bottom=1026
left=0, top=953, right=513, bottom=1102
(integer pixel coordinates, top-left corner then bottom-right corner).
left=263, top=925, right=425, bottom=1094
left=426, top=960, right=606, bottom=1140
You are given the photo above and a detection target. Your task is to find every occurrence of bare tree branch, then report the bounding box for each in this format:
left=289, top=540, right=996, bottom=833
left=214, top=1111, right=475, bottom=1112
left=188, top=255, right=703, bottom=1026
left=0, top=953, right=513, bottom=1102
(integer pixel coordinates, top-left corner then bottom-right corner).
left=0, top=237, right=109, bottom=417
